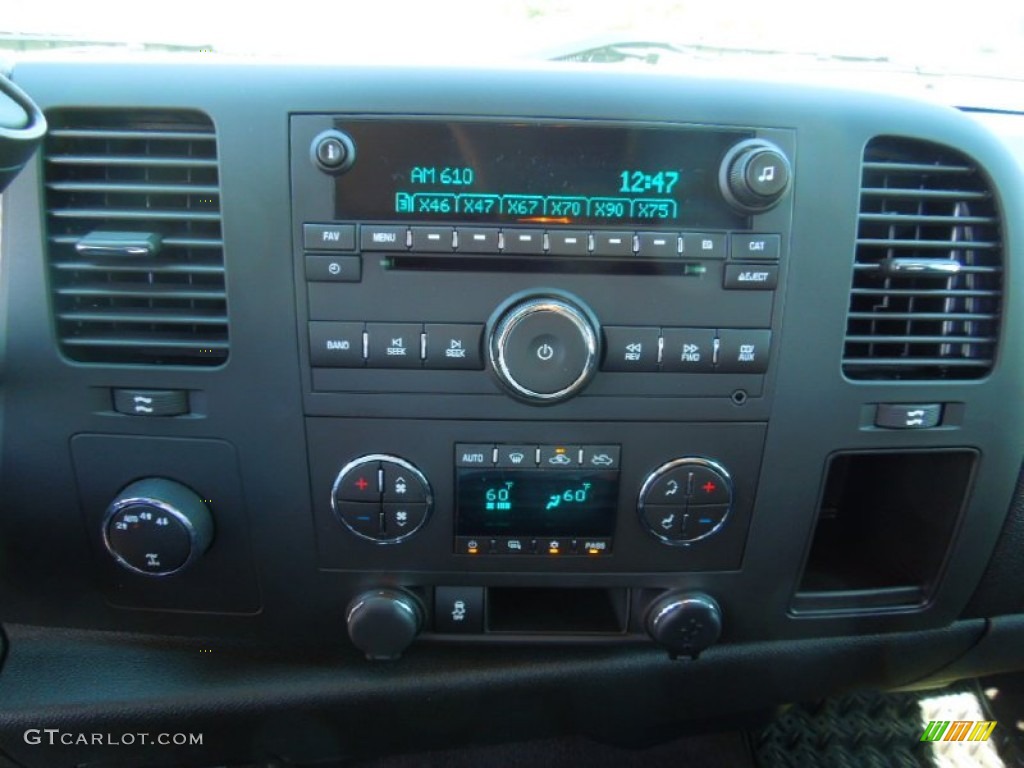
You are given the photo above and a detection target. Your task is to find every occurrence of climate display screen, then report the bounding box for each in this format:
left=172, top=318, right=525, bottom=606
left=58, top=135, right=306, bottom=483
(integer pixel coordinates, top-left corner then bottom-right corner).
left=334, top=119, right=749, bottom=229
left=456, top=469, right=619, bottom=538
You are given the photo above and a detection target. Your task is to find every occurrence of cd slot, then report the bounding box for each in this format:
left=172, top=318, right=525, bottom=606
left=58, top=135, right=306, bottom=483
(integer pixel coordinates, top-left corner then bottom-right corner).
left=383, top=254, right=708, bottom=276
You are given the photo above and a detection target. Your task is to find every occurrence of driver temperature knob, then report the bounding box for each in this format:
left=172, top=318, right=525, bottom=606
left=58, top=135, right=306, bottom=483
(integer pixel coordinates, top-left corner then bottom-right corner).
left=346, top=588, right=424, bottom=661
left=646, top=592, right=722, bottom=659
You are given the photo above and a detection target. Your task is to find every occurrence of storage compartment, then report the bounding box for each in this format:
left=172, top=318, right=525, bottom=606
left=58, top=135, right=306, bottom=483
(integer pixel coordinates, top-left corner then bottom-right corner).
left=793, top=450, right=976, bottom=612
left=487, top=587, right=628, bottom=633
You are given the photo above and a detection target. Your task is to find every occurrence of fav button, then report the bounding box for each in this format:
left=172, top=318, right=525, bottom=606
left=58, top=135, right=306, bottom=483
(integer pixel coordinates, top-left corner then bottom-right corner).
left=303, top=223, right=356, bottom=251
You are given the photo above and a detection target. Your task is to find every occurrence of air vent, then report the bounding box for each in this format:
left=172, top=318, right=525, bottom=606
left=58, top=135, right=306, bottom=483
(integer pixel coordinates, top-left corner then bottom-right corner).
left=44, top=109, right=227, bottom=366
left=843, top=137, right=1002, bottom=380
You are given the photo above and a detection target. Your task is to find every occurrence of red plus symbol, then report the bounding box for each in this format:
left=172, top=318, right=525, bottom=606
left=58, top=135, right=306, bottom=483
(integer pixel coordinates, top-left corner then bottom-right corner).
left=355, top=477, right=369, bottom=491
left=702, top=481, right=717, bottom=494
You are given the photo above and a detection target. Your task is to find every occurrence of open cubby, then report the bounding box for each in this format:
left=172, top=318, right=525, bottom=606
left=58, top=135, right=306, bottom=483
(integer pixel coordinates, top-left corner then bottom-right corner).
left=793, top=450, right=976, bottom=612
left=487, top=587, right=628, bottom=634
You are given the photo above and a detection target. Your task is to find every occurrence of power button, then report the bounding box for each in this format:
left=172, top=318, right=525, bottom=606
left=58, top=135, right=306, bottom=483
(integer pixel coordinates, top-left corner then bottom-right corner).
left=489, top=296, right=599, bottom=404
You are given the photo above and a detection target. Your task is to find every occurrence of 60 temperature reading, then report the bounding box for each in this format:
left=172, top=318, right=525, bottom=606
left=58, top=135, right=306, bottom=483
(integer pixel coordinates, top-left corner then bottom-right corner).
left=545, top=482, right=592, bottom=511
left=485, top=482, right=514, bottom=511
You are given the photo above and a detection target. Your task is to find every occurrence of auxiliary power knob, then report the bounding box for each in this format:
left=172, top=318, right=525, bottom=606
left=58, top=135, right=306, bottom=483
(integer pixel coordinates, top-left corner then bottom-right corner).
left=646, top=592, right=722, bottom=659
left=720, top=139, right=792, bottom=213
left=102, top=478, right=214, bottom=576
left=488, top=294, right=600, bottom=405
left=346, top=589, right=424, bottom=661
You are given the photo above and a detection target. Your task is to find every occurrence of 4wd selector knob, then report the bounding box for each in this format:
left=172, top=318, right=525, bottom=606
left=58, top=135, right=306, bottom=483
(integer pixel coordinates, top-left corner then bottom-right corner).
left=103, top=478, right=214, bottom=576
left=488, top=295, right=599, bottom=404
left=720, top=139, right=792, bottom=213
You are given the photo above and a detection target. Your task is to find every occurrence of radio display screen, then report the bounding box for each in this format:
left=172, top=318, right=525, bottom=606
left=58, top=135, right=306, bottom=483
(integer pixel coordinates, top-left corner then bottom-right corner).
left=334, top=119, right=749, bottom=229
left=456, top=468, right=619, bottom=538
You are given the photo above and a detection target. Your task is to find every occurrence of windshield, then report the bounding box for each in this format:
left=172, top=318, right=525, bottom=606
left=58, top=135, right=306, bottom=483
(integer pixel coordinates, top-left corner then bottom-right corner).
left=3, top=0, right=1023, bottom=109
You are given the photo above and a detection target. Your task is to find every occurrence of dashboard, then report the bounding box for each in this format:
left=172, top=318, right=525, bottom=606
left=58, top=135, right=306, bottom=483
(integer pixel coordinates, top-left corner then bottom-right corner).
left=1, top=59, right=1023, bottom=766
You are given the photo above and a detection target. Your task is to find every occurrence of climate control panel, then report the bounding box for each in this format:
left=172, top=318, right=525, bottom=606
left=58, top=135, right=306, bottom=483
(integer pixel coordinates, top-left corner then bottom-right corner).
left=307, top=419, right=764, bottom=574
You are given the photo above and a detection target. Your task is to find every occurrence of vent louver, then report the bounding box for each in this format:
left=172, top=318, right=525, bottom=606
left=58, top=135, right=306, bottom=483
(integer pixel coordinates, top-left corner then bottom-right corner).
left=843, top=137, right=1002, bottom=380
left=44, top=109, right=227, bottom=366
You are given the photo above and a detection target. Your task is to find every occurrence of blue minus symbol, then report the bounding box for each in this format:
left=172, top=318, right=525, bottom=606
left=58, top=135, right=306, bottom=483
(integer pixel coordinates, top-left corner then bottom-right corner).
left=700, top=518, right=713, bottom=524
left=356, top=516, right=372, bottom=522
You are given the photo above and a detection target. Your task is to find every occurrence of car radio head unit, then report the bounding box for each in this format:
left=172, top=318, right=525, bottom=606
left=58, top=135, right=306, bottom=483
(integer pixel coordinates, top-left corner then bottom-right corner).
left=330, top=119, right=752, bottom=230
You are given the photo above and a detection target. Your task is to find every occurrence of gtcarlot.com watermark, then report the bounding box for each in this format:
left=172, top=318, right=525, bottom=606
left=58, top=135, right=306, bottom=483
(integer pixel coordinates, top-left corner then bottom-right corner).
left=24, top=729, right=203, bottom=747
